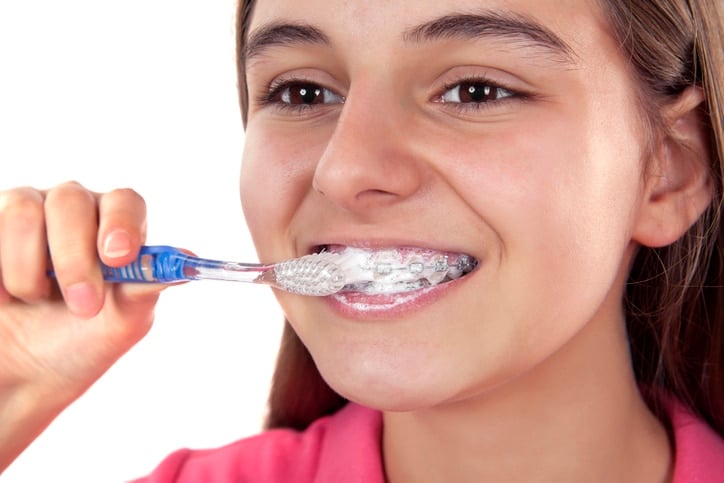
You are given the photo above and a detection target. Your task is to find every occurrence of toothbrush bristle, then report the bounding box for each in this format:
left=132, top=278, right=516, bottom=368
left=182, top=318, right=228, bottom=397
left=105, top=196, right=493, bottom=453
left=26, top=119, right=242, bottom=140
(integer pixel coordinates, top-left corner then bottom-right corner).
left=273, top=253, right=346, bottom=296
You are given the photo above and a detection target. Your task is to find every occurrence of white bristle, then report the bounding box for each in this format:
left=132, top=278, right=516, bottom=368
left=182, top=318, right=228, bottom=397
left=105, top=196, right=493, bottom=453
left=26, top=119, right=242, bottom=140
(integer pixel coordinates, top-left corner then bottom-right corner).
left=273, top=253, right=347, bottom=296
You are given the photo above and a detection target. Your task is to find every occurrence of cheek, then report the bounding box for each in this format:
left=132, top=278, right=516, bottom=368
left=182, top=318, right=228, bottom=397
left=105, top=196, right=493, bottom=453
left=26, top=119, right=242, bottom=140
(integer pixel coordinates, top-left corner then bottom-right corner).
left=432, top=108, right=643, bottom=333
left=444, top=104, right=643, bottom=262
left=240, top=124, right=318, bottom=258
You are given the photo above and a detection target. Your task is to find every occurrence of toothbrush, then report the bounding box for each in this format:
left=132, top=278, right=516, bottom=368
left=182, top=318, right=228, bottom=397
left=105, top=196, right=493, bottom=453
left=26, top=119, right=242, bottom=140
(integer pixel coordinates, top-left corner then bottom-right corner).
left=95, top=245, right=346, bottom=296
left=78, top=245, right=477, bottom=297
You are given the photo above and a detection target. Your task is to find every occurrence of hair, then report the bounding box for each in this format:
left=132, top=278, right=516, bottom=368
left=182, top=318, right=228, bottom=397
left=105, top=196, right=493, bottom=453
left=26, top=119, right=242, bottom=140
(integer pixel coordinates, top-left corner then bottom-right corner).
left=235, top=0, right=724, bottom=433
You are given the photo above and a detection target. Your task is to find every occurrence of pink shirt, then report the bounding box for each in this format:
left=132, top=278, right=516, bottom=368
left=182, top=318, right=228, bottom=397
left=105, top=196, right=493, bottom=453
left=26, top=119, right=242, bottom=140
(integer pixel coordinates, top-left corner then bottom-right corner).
left=137, top=401, right=724, bottom=482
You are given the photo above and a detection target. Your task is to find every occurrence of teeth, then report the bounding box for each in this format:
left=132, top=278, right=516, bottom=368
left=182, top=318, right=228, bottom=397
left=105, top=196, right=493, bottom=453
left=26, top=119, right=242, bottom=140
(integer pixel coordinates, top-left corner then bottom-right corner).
left=319, top=246, right=478, bottom=295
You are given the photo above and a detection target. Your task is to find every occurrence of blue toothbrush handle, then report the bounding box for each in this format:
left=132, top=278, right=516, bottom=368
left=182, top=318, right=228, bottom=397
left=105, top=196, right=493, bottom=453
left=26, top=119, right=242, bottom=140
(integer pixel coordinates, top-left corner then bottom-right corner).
left=100, top=245, right=191, bottom=282
left=96, top=245, right=272, bottom=284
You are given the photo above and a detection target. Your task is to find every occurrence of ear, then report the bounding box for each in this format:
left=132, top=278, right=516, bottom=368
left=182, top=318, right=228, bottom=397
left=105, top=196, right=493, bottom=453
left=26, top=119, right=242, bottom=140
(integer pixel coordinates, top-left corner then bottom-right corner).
left=632, top=86, right=713, bottom=248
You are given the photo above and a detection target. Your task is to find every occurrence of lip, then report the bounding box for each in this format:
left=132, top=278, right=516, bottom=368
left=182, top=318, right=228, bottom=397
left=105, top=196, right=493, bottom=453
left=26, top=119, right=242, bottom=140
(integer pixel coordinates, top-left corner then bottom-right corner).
left=324, top=271, right=471, bottom=319
left=303, top=238, right=479, bottom=319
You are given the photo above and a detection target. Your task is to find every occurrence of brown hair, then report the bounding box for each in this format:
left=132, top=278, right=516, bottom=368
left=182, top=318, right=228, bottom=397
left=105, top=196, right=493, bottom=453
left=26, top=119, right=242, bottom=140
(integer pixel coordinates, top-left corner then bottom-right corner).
left=235, top=0, right=724, bottom=433
left=602, top=0, right=724, bottom=433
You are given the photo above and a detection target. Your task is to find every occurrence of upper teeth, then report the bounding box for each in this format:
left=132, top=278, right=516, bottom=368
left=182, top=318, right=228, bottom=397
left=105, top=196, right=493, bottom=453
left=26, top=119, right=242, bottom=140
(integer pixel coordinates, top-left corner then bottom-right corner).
left=320, top=246, right=478, bottom=295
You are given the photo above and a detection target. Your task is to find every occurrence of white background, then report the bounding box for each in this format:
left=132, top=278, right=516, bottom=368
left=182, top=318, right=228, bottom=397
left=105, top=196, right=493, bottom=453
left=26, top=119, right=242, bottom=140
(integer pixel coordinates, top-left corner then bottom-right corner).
left=0, top=1, right=285, bottom=481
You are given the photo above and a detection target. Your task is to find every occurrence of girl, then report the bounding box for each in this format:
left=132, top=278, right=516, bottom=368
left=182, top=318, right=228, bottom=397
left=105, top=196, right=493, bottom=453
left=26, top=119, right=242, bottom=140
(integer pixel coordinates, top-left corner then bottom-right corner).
left=1, top=0, right=723, bottom=481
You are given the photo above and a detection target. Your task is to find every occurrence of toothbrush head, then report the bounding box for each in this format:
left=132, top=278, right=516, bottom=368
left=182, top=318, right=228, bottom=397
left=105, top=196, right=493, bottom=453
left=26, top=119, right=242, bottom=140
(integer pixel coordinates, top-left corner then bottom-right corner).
left=271, top=248, right=478, bottom=297
left=272, top=252, right=347, bottom=296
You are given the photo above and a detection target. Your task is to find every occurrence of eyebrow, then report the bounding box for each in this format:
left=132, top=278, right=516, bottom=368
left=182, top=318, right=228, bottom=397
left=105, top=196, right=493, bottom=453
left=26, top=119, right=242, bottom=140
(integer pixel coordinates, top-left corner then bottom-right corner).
left=403, top=12, right=576, bottom=63
left=243, top=22, right=330, bottom=63
left=243, top=11, right=576, bottom=65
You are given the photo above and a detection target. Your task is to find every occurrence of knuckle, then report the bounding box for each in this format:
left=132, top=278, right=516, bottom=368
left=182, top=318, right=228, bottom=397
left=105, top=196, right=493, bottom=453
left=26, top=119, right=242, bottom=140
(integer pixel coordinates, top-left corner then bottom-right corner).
left=0, top=188, right=45, bottom=229
left=110, top=187, right=141, bottom=199
left=45, top=181, right=96, bottom=209
left=57, top=179, right=85, bottom=190
left=105, top=188, right=147, bottom=212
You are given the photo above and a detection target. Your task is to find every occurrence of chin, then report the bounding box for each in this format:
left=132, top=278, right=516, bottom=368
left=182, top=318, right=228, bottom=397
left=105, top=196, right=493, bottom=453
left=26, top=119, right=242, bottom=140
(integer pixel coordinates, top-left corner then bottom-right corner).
left=313, top=351, right=467, bottom=412
left=336, top=383, right=448, bottom=413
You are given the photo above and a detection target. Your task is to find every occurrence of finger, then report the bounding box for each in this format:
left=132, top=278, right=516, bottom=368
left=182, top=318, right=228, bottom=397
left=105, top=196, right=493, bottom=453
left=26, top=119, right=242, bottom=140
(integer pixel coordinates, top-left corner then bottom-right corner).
left=96, top=188, right=147, bottom=268
left=0, top=188, right=51, bottom=301
left=44, top=181, right=104, bottom=318
left=107, top=283, right=166, bottom=341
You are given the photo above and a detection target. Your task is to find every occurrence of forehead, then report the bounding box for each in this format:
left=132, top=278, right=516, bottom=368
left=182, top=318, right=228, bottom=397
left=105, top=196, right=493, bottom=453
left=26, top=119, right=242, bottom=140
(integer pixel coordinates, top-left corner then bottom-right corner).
left=246, top=0, right=611, bottom=60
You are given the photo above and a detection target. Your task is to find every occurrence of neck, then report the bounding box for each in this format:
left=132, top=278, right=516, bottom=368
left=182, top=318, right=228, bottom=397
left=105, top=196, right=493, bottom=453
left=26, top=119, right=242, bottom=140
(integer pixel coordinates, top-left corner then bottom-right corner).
left=382, top=305, right=672, bottom=483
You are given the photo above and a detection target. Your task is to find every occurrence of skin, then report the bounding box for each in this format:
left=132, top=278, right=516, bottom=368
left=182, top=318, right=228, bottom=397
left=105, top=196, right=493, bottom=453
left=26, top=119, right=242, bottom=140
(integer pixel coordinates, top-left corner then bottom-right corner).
left=241, top=0, right=710, bottom=481
left=0, top=185, right=163, bottom=471
left=242, top=0, right=644, bottom=409
left=0, top=0, right=712, bottom=480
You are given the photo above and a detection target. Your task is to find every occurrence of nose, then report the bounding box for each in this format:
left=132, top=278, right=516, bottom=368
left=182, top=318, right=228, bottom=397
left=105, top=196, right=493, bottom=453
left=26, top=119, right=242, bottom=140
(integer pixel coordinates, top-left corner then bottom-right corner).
left=312, top=87, right=424, bottom=214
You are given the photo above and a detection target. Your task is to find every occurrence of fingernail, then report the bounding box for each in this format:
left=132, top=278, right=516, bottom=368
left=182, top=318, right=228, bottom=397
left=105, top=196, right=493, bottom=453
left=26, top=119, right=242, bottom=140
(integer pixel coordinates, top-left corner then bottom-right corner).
left=103, top=230, right=132, bottom=258
left=65, top=282, right=99, bottom=316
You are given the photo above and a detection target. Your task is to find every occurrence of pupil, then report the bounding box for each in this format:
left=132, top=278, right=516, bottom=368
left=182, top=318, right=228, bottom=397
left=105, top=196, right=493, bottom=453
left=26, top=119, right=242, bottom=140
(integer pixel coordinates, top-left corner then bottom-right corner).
left=462, top=83, right=493, bottom=102
left=295, top=84, right=322, bottom=104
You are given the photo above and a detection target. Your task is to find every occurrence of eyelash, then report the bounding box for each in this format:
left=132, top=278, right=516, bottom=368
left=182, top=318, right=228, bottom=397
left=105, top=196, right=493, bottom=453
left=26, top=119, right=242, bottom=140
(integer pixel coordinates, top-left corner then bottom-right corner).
left=256, top=79, right=343, bottom=114
left=255, top=76, right=526, bottom=114
left=436, top=76, right=527, bottom=112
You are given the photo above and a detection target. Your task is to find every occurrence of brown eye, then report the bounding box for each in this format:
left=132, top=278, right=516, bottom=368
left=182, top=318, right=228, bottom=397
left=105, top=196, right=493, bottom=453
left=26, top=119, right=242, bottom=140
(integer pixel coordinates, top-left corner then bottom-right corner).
left=441, top=80, right=513, bottom=104
left=271, top=82, right=344, bottom=106
left=284, top=84, right=323, bottom=104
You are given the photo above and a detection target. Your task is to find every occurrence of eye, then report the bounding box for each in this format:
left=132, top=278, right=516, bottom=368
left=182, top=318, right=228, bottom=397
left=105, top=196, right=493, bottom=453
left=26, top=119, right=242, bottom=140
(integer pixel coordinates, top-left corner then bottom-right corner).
left=267, top=81, right=344, bottom=108
left=439, top=80, right=515, bottom=104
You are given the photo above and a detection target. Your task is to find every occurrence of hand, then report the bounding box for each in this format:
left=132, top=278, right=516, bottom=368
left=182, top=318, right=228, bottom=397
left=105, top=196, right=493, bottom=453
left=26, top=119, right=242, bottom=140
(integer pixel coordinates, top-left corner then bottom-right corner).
left=0, top=182, right=167, bottom=472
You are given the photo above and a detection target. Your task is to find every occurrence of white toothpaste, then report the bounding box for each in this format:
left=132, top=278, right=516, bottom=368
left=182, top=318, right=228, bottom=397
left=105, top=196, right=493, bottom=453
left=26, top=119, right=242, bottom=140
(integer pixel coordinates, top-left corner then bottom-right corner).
left=322, top=246, right=477, bottom=295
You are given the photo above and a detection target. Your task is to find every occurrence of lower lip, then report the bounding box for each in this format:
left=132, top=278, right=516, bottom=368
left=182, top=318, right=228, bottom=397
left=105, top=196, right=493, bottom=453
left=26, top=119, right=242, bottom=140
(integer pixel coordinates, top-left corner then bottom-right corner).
left=324, top=276, right=467, bottom=319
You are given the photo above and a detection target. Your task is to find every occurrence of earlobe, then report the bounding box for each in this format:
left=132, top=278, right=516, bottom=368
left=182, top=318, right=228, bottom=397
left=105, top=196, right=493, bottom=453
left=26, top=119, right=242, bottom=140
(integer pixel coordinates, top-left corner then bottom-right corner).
left=632, top=86, right=713, bottom=248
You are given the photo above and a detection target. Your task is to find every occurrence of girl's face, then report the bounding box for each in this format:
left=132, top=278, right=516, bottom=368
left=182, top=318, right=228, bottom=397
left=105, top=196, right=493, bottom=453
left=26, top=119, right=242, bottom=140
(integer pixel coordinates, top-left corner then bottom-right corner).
left=240, top=0, right=649, bottom=409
